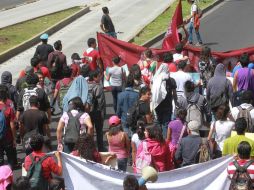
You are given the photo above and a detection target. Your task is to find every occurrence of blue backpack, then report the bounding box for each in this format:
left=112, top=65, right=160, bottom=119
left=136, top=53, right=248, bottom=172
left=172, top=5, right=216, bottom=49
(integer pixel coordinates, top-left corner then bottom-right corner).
left=0, top=106, right=7, bottom=140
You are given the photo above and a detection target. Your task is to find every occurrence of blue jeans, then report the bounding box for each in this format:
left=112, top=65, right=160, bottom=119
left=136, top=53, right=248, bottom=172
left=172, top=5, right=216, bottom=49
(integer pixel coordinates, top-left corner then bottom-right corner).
left=188, top=22, right=202, bottom=44
left=154, top=109, right=172, bottom=139
left=64, top=143, right=75, bottom=154
left=117, top=158, right=128, bottom=171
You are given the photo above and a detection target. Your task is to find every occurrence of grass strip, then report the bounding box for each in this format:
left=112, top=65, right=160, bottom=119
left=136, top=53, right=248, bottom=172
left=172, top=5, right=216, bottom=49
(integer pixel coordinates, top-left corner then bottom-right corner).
left=132, top=0, right=215, bottom=45
left=0, top=6, right=82, bottom=53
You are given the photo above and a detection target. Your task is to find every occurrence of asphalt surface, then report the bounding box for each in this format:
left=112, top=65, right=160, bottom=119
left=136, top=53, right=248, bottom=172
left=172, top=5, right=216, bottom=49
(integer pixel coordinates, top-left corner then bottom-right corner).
left=152, top=0, right=254, bottom=51
left=0, top=0, right=32, bottom=10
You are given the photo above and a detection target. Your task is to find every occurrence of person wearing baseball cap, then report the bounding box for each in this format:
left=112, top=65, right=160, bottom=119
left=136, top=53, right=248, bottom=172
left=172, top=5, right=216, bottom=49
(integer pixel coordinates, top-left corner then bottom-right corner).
left=175, top=120, right=202, bottom=166
left=34, top=33, right=54, bottom=66
left=106, top=115, right=130, bottom=171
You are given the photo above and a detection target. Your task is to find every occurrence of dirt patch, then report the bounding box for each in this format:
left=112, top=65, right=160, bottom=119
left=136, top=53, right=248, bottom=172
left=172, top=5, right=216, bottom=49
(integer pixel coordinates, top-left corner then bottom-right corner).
left=0, top=37, right=9, bottom=44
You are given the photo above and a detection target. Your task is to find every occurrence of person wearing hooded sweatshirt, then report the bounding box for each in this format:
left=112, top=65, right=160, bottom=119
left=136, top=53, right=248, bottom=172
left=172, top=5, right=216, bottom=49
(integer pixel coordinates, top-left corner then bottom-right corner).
left=152, top=63, right=178, bottom=139
left=1, top=71, right=18, bottom=109
left=136, top=124, right=172, bottom=172
left=206, top=63, right=233, bottom=113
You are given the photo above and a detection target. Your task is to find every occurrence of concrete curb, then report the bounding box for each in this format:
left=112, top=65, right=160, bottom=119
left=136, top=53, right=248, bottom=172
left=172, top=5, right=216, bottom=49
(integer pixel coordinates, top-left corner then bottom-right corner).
left=140, top=0, right=224, bottom=47
left=0, top=6, right=90, bottom=64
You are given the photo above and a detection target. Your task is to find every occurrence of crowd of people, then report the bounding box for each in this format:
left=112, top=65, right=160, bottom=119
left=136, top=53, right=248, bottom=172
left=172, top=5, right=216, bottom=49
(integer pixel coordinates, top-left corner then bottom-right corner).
left=1, top=9, right=254, bottom=189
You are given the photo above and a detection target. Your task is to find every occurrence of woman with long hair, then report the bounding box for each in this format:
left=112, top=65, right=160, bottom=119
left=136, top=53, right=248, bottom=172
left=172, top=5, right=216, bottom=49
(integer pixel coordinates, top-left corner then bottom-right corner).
left=57, top=97, right=93, bottom=153
left=207, top=104, right=235, bottom=158
left=106, top=115, right=130, bottom=171
left=136, top=124, right=172, bottom=172
left=167, top=109, right=187, bottom=168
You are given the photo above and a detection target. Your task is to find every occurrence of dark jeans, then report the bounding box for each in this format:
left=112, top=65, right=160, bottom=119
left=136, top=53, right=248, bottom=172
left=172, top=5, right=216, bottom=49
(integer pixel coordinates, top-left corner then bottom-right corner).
left=155, top=109, right=172, bottom=139
left=117, top=158, right=128, bottom=171
left=0, top=140, right=18, bottom=169
left=90, top=111, right=105, bottom=152
left=111, top=86, right=122, bottom=113
left=64, top=143, right=76, bottom=154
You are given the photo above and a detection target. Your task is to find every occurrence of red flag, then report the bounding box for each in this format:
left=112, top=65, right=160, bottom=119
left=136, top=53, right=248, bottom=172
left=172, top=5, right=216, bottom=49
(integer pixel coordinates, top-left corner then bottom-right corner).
left=162, top=0, right=183, bottom=50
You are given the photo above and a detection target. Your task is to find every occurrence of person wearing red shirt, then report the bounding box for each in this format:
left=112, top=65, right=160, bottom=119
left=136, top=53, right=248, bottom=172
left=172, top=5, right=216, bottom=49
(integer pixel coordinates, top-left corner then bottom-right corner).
left=0, top=85, right=18, bottom=170
left=163, top=52, right=177, bottom=73
left=227, top=141, right=254, bottom=181
left=19, top=56, right=51, bottom=79
left=70, top=53, right=82, bottom=78
left=82, top=38, right=103, bottom=72
left=24, top=134, right=62, bottom=182
left=52, top=66, right=73, bottom=109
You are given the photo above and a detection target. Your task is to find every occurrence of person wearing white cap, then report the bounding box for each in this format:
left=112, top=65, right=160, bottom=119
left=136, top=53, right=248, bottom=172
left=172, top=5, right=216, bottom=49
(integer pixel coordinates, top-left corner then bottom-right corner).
left=175, top=120, right=202, bottom=167
left=34, top=33, right=54, bottom=66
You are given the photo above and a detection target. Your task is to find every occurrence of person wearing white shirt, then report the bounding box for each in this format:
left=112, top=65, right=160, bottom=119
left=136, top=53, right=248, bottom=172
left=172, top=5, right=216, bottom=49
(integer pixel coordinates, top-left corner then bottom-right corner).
left=171, top=60, right=192, bottom=98
left=231, top=91, right=254, bottom=132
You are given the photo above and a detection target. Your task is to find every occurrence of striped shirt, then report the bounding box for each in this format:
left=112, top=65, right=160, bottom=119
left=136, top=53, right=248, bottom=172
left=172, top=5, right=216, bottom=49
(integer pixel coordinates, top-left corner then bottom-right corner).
left=227, top=159, right=254, bottom=180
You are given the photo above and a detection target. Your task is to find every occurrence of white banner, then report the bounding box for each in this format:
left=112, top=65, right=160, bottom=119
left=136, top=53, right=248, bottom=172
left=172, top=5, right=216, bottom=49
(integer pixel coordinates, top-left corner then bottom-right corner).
left=61, top=153, right=233, bottom=190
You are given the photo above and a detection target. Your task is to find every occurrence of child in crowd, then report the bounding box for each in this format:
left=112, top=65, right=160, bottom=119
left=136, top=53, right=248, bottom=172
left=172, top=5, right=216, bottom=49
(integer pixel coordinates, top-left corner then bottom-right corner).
left=106, top=115, right=130, bottom=171
left=131, top=121, right=146, bottom=172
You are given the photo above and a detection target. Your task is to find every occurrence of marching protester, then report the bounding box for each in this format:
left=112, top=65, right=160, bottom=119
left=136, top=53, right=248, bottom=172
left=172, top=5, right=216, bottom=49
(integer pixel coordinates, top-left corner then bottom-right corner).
left=70, top=53, right=82, bottom=78
left=100, top=7, right=117, bottom=38
left=52, top=66, right=73, bottom=110
left=206, top=63, right=233, bottom=116
left=88, top=69, right=106, bottom=151
left=82, top=38, right=103, bottom=72
left=24, top=134, right=63, bottom=190
left=129, top=64, right=145, bottom=92
left=136, top=124, right=172, bottom=172
left=233, top=53, right=254, bottom=106
left=34, top=33, right=54, bottom=66
left=104, top=56, right=126, bottom=113
left=1, top=71, right=18, bottom=109
left=223, top=118, right=254, bottom=157
left=187, top=0, right=203, bottom=45
left=152, top=63, right=177, bottom=138
left=167, top=108, right=188, bottom=168
left=15, top=66, right=34, bottom=93
left=0, top=85, right=19, bottom=170
left=106, top=115, right=130, bottom=171
left=198, top=46, right=217, bottom=92
left=19, top=96, right=50, bottom=155
left=173, top=43, right=189, bottom=63
left=230, top=90, right=254, bottom=132
left=175, top=120, right=202, bottom=167
left=138, top=49, right=158, bottom=86
left=117, top=74, right=139, bottom=136
left=57, top=97, right=93, bottom=153
left=207, top=105, right=234, bottom=158
left=131, top=121, right=145, bottom=173
left=178, top=80, right=211, bottom=126
left=16, top=73, right=51, bottom=124
left=162, top=52, right=177, bottom=73
left=47, top=40, right=67, bottom=90
left=0, top=165, right=13, bottom=190
left=171, top=60, right=192, bottom=98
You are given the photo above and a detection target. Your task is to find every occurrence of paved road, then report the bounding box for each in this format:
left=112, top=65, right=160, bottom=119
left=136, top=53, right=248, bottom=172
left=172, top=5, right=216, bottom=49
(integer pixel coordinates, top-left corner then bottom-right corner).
left=0, top=0, right=31, bottom=10
left=152, top=0, right=254, bottom=52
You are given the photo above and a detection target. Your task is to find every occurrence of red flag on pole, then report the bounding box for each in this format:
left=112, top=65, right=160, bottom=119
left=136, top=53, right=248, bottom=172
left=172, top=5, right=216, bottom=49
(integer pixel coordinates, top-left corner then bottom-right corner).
left=162, top=0, right=183, bottom=50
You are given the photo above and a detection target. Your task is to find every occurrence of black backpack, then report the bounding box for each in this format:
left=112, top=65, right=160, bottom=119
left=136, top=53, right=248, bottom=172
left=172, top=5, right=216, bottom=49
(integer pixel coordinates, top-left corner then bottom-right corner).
left=229, top=160, right=254, bottom=190
left=64, top=112, right=83, bottom=144
left=27, top=154, right=49, bottom=190
left=126, top=100, right=141, bottom=131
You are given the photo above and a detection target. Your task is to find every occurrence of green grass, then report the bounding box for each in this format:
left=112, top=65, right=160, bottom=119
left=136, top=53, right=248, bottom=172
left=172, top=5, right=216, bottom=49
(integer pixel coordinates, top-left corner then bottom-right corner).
left=132, top=0, right=215, bottom=45
left=0, top=6, right=82, bottom=53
